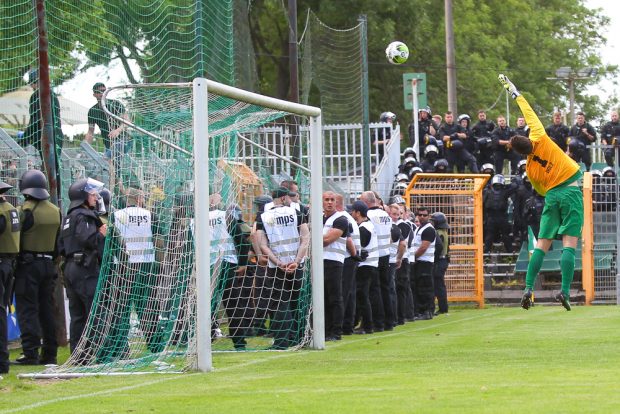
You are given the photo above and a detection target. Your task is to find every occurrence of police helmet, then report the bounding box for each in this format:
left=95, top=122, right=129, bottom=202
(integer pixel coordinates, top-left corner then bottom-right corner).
left=449, top=139, right=464, bottom=151
left=27, top=68, right=38, bottom=84
left=19, top=169, right=50, bottom=200
left=68, top=177, right=104, bottom=211
left=481, top=163, right=495, bottom=175
left=517, top=159, right=527, bottom=172
left=419, top=106, right=432, bottom=116
left=602, top=166, right=616, bottom=177
left=396, top=173, right=409, bottom=182
left=433, top=158, right=449, bottom=172
left=408, top=166, right=423, bottom=179
left=477, top=136, right=492, bottom=147
left=403, top=156, right=417, bottom=167
left=394, top=182, right=408, bottom=196
left=457, top=114, right=471, bottom=123
left=424, top=135, right=437, bottom=146
left=0, top=181, right=12, bottom=194
left=380, top=111, right=396, bottom=122
left=424, top=144, right=438, bottom=157
left=491, top=174, right=505, bottom=187
left=402, top=147, right=416, bottom=159
left=590, top=169, right=602, bottom=179
left=430, top=212, right=450, bottom=229
left=568, top=138, right=585, bottom=154
left=389, top=195, right=406, bottom=205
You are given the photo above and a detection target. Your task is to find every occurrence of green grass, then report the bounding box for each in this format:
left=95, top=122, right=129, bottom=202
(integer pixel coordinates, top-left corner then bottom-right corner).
left=2, top=306, right=620, bottom=413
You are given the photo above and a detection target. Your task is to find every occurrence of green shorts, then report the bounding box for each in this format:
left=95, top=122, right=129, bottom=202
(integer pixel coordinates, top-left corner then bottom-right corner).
left=538, top=184, right=583, bottom=239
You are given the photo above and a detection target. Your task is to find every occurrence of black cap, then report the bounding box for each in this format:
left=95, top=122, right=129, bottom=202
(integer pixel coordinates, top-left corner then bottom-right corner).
left=92, top=82, right=106, bottom=91
left=272, top=187, right=294, bottom=198
left=351, top=200, right=368, bottom=216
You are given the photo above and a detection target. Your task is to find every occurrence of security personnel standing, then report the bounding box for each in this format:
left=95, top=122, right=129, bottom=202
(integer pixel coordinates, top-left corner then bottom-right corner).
left=0, top=181, right=19, bottom=374
left=545, top=111, right=570, bottom=152
left=411, top=207, right=436, bottom=320
left=430, top=212, right=450, bottom=315
left=59, top=178, right=107, bottom=360
left=600, top=111, right=620, bottom=167
left=483, top=174, right=517, bottom=253
left=13, top=170, right=61, bottom=366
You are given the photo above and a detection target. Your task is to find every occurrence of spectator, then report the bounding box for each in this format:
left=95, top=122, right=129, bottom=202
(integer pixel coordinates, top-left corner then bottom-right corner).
left=492, top=115, right=521, bottom=175
left=568, top=111, right=597, bottom=171
left=85, top=82, right=129, bottom=160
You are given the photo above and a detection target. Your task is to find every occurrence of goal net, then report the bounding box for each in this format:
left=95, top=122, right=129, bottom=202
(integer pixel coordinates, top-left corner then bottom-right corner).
left=26, top=79, right=323, bottom=378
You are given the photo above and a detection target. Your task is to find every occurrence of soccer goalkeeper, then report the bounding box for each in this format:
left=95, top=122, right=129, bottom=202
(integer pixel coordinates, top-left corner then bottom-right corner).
left=498, top=74, right=583, bottom=311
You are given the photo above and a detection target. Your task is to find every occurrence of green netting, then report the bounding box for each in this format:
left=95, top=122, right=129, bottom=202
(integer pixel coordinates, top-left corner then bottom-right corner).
left=300, top=10, right=363, bottom=124
left=29, top=83, right=315, bottom=376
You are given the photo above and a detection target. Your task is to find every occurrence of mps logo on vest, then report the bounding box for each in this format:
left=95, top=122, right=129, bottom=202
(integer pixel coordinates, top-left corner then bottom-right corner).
left=209, top=216, right=224, bottom=227
left=128, top=215, right=149, bottom=226
left=274, top=214, right=295, bottom=226
left=375, top=215, right=391, bottom=225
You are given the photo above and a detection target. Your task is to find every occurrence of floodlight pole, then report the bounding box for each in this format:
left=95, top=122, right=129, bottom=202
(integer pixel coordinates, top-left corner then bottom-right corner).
left=411, top=79, right=420, bottom=159
left=444, top=0, right=457, bottom=114
left=359, top=15, right=371, bottom=190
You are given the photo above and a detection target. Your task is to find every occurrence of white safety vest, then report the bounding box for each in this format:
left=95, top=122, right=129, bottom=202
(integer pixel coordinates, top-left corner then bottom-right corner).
left=340, top=211, right=361, bottom=258
left=358, top=220, right=379, bottom=268
left=209, top=209, right=238, bottom=265
left=264, top=201, right=300, bottom=212
left=114, top=206, right=155, bottom=263
left=396, top=219, right=410, bottom=262
left=366, top=207, right=392, bottom=257
left=407, top=220, right=417, bottom=263
left=413, top=222, right=435, bottom=263
left=323, top=212, right=347, bottom=263
left=260, top=205, right=301, bottom=268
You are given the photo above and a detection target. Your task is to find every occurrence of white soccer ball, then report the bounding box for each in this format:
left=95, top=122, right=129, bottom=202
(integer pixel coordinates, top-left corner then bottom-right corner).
left=385, top=41, right=409, bottom=65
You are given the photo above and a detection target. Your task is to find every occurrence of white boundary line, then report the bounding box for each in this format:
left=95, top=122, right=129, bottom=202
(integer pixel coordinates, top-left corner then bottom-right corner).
left=1, top=311, right=492, bottom=413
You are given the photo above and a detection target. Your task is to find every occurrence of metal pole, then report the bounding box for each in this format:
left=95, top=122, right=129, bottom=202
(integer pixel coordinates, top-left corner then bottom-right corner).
left=195, top=0, right=205, bottom=78
left=193, top=78, right=212, bottom=372
left=35, top=0, right=66, bottom=347
left=288, top=0, right=299, bottom=104
left=359, top=15, right=371, bottom=190
left=444, top=0, right=457, bottom=114
left=569, top=77, right=575, bottom=126
left=412, top=79, right=420, bottom=159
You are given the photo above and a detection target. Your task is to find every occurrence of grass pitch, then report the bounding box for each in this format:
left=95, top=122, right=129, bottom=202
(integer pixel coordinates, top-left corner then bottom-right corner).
left=2, top=305, right=619, bottom=413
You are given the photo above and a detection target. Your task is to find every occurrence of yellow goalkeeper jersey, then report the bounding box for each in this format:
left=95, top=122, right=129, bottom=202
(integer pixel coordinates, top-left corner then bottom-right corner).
left=515, top=96, right=581, bottom=196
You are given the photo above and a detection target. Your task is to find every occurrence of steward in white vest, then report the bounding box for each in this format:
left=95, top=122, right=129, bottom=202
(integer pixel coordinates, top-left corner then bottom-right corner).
left=411, top=207, right=436, bottom=321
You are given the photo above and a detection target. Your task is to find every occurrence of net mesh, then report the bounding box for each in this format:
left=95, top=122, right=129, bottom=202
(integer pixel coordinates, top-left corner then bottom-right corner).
left=300, top=10, right=363, bottom=125
left=34, top=83, right=315, bottom=376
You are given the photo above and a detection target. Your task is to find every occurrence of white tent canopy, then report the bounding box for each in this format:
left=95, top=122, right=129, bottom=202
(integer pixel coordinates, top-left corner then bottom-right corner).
left=0, top=86, right=90, bottom=128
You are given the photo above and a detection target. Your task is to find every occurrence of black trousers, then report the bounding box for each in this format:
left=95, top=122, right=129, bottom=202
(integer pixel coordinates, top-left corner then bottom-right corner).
left=323, top=260, right=344, bottom=338
left=341, top=257, right=358, bottom=333
left=369, top=257, right=386, bottom=330
left=484, top=215, right=513, bottom=253
left=395, top=259, right=412, bottom=323
left=0, top=260, right=15, bottom=371
left=14, top=257, right=58, bottom=359
left=408, top=261, right=417, bottom=316
left=413, top=261, right=435, bottom=314
left=375, top=255, right=395, bottom=329
left=217, top=261, right=253, bottom=349
left=268, top=266, right=303, bottom=348
left=432, top=258, right=449, bottom=314
left=493, top=150, right=521, bottom=175
left=387, top=262, right=398, bottom=326
left=355, top=265, right=376, bottom=332
left=64, top=259, right=99, bottom=357
left=253, top=263, right=273, bottom=332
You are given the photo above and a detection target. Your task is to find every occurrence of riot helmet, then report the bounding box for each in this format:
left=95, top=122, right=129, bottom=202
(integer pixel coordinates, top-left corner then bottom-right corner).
left=602, top=166, right=616, bottom=178
left=517, top=159, right=527, bottom=174
left=430, top=212, right=450, bottom=229
left=449, top=139, right=464, bottom=151
left=396, top=173, right=409, bottom=183
left=19, top=169, right=50, bottom=200
left=394, top=182, right=408, bottom=196
left=481, top=163, right=495, bottom=175
left=68, top=177, right=104, bottom=211
left=380, top=111, right=397, bottom=123
left=402, top=147, right=416, bottom=159
left=424, top=144, right=439, bottom=158
left=457, top=114, right=471, bottom=124
left=0, top=181, right=12, bottom=194
left=491, top=174, right=505, bottom=188
left=433, top=158, right=449, bottom=172
left=389, top=195, right=406, bottom=205
left=408, top=166, right=423, bottom=180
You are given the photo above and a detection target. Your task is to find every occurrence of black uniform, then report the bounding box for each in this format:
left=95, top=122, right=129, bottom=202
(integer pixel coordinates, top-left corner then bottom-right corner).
left=438, top=122, right=478, bottom=173
left=600, top=120, right=620, bottom=167
left=432, top=228, right=449, bottom=315
left=492, top=125, right=521, bottom=174
left=395, top=220, right=413, bottom=324
left=569, top=121, right=597, bottom=171
left=59, top=205, right=106, bottom=358
left=0, top=199, right=19, bottom=373
left=14, top=198, right=61, bottom=364
left=512, top=178, right=534, bottom=246
left=483, top=182, right=517, bottom=253
left=408, top=118, right=438, bottom=156
left=472, top=119, right=496, bottom=166
left=524, top=194, right=545, bottom=238
left=545, top=122, right=570, bottom=152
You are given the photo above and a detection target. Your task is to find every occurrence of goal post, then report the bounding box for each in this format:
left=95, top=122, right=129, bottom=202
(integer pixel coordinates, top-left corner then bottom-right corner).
left=20, top=78, right=324, bottom=379
left=405, top=173, right=489, bottom=308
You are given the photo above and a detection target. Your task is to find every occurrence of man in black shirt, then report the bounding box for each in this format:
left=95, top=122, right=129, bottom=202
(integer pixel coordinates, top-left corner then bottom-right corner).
left=568, top=111, right=597, bottom=171
left=85, top=82, right=129, bottom=162
left=472, top=110, right=496, bottom=166
left=600, top=110, right=620, bottom=167
left=492, top=115, right=521, bottom=175
left=545, top=111, right=570, bottom=152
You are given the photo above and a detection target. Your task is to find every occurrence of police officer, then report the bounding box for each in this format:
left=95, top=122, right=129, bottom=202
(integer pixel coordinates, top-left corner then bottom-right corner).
left=457, top=114, right=480, bottom=173
left=472, top=110, right=496, bottom=166
left=492, top=115, right=520, bottom=175
left=430, top=212, right=449, bottom=315
left=483, top=174, right=517, bottom=253
left=545, top=111, right=570, bottom=152
left=420, top=144, right=439, bottom=172
left=13, top=170, right=61, bottom=366
left=597, top=167, right=617, bottom=212
left=438, top=111, right=465, bottom=172
left=0, top=181, right=19, bottom=374
left=569, top=111, right=597, bottom=171
left=408, top=106, right=438, bottom=156
left=512, top=171, right=533, bottom=246
left=600, top=111, right=620, bottom=167
left=514, top=116, right=530, bottom=138
left=59, top=178, right=107, bottom=360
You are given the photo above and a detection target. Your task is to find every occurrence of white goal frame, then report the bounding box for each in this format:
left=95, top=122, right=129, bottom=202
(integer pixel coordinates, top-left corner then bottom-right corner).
left=192, top=78, right=324, bottom=372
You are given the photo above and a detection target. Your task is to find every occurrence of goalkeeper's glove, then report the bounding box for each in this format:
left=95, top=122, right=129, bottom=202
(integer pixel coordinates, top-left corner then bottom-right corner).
left=498, top=74, right=520, bottom=99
